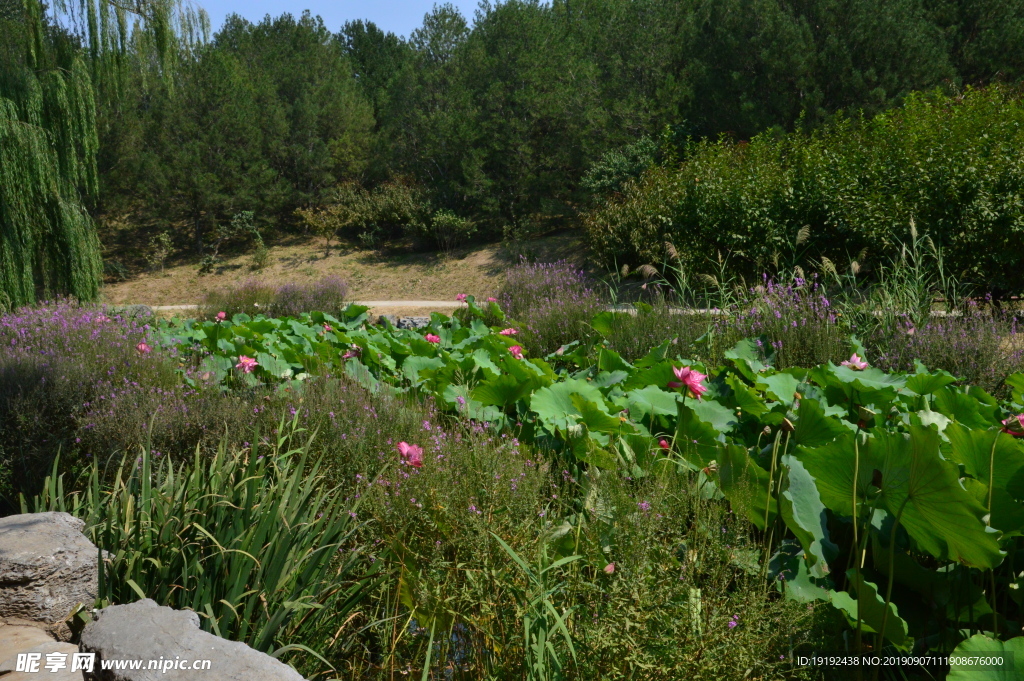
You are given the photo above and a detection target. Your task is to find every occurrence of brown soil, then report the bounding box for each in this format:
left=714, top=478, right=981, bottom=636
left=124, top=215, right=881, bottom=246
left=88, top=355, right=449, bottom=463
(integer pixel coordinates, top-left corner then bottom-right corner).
left=101, top=233, right=585, bottom=307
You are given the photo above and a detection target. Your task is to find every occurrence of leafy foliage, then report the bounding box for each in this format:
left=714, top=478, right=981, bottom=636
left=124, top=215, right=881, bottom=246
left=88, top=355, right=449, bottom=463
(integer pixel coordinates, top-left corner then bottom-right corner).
left=24, top=419, right=382, bottom=673
left=150, top=296, right=1024, bottom=660
left=586, top=87, right=1024, bottom=294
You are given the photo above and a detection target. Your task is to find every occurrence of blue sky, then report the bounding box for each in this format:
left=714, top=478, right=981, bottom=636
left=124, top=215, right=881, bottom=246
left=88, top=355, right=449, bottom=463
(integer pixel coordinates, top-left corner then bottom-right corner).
left=194, top=0, right=482, bottom=38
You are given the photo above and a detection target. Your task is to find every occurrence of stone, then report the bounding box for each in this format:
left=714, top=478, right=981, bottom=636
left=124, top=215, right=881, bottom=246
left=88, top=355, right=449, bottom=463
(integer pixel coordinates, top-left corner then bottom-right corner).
left=0, top=623, right=81, bottom=680
left=396, top=317, right=431, bottom=330
left=80, top=599, right=307, bottom=681
left=119, top=304, right=153, bottom=319
left=0, top=513, right=98, bottom=631
left=377, top=315, right=431, bottom=329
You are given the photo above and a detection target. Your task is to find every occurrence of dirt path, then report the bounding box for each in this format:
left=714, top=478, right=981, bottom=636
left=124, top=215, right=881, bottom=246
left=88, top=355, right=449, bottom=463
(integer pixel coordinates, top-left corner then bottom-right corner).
left=151, top=301, right=465, bottom=318
left=102, top=234, right=584, bottom=307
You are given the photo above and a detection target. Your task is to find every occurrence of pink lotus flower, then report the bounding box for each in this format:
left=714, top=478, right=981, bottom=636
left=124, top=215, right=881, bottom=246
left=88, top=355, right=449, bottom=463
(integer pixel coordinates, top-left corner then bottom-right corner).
left=456, top=293, right=467, bottom=302
left=1003, top=414, right=1024, bottom=438
left=135, top=342, right=151, bottom=354
left=841, top=353, right=869, bottom=370
left=509, top=345, right=524, bottom=359
left=668, top=365, right=708, bottom=400
left=342, top=345, right=361, bottom=360
left=323, top=323, right=332, bottom=333
left=658, top=439, right=670, bottom=450
left=487, top=297, right=497, bottom=302
left=498, top=328, right=517, bottom=336
left=425, top=333, right=441, bottom=343
left=603, top=563, right=616, bottom=574
left=397, top=441, right=423, bottom=468
left=235, top=355, right=258, bottom=373
left=216, top=311, right=227, bottom=322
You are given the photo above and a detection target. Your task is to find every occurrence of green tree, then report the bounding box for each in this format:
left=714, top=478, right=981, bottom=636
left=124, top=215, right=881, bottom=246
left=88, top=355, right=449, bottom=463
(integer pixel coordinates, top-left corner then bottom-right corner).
left=0, top=2, right=102, bottom=305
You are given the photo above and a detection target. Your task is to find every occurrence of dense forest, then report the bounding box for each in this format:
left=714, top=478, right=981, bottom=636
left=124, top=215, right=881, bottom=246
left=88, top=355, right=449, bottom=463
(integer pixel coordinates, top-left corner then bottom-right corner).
left=2, top=0, right=1024, bottom=303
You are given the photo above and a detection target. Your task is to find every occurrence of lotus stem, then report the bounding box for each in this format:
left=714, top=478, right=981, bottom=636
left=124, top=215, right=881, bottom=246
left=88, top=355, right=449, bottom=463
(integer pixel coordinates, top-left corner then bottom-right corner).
left=876, top=500, right=908, bottom=680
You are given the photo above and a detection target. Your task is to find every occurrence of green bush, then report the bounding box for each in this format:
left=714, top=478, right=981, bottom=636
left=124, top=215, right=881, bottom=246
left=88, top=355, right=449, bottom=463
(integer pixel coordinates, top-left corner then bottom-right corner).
left=297, top=181, right=427, bottom=249
left=585, top=86, right=1024, bottom=294
left=419, top=208, right=476, bottom=255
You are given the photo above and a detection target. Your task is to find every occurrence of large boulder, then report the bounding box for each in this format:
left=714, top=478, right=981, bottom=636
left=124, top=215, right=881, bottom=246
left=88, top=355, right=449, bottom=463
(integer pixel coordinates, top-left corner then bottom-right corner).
left=80, top=599, right=306, bottom=681
left=0, top=513, right=98, bottom=633
left=0, top=623, right=80, bottom=681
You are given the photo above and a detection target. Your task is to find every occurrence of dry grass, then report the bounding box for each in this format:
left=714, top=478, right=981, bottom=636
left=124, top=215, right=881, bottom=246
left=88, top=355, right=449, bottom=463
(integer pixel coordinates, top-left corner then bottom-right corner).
left=101, top=233, right=585, bottom=307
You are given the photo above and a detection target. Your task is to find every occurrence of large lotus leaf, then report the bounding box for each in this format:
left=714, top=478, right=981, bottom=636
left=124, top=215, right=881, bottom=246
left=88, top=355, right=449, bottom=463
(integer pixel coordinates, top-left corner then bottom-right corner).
left=472, top=374, right=535, bottom=408
left=468, top=348, right=501, bottom=379
left=632, top=339, right=671, bottom=369
left=531, top=379, right=609, bottom=432
left=590, top=311, right=624, bottom=338
left=402, top=355, right=446, bottom=385
left=199, top=354, right=234, bottom=383
left=963, top=478, right=1024, bottom=539
left=690, top=399, right=738, bottom=433
left=255, top=351, right=292, bottom=380
left=769, top=540, right=831, bottom=602
left=718, top=444, right=776, bottom=531
left=345, top=358, right=379, bottom=391
left=869, top=532, right=951, bottom=605
left=592, top=370, right=629, bottom=389
left=571, top=394, right=623, bottom=434
left=906, top=370, right=958, bottom=396
left=829, top=571, right=909, bottom=647
left=829, top=363, right=907, bottom=392
left=485, top=300, right=506, bottom=323
left=934, top=386, right=1002, bottom=429
left=597, top=347, right=633, bottom=373
left=443, top=384, right=504, bottom=425
left=623, top=362, right=677, bottom=391
left=625, top=385, right=680, bottom=421
left=725, top=374, right=769, bottom=417
left=672, top=403, right=722, bottom=470
left=569, top=431, right=618, bottom=469
left=757, top=373, right=800, bottom=406
left=779, top=455, right=837, bottom=578
left=799, top=432, right=887, bottom=518
left=724, top=338, right=772, bottom=381
left=793, top=398, right=848, bottom=447
left=870, top=426, right=1004, bottom=568
left=914, top=408, right=951, bottom=434
left=946, top=423, right=1024, bottom=502
left=341, top=304, right=369, bottom=322
left=948, top=635, right=1024, bottom=681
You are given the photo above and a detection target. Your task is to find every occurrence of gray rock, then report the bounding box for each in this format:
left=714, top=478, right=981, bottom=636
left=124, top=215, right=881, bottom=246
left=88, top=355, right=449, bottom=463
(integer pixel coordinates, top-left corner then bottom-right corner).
left=119, top=305, right=153, bottom=319
left=80, top=599, right=306, bottom=681
left=0, top=513, right=98, bottom=629
left=0, top=624, right=81, bottom=681
left=396, top=316, right=431, bottom=330
left=376, top=315, right=432, bottom=329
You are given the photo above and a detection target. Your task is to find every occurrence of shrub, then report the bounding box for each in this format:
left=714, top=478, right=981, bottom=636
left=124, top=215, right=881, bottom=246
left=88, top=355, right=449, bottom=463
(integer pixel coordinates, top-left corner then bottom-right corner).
left=199, top=276, right=348, bottom=320
left=297, top=181, right=427, bottom=249
left=419, top=208, right=476, bottom=255
left=498, top=260, right=606, bottom=356
left=585, top=86, right=1024, bottom=294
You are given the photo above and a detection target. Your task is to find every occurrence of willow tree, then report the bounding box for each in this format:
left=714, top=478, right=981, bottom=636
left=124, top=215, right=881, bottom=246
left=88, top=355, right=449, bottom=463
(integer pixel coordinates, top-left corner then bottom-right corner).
left=0, top=0, right=206, bottom=308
